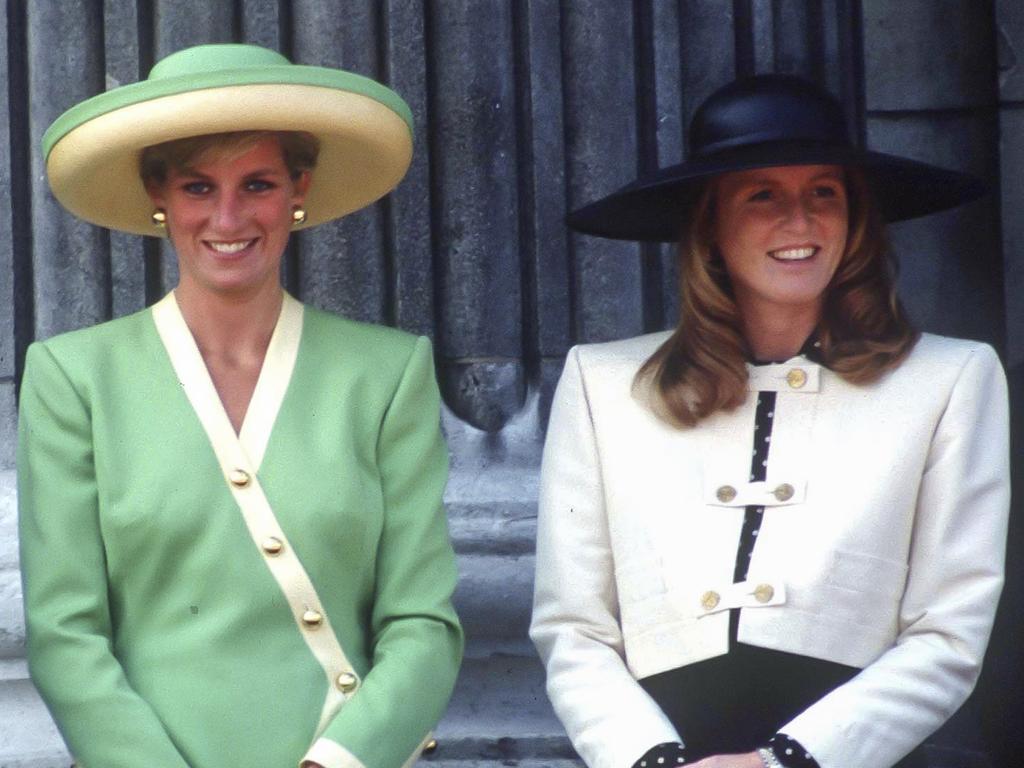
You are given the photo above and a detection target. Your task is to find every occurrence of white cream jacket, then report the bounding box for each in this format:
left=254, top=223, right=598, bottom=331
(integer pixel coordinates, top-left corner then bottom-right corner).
left=530, top=332, right=1009, bottom=768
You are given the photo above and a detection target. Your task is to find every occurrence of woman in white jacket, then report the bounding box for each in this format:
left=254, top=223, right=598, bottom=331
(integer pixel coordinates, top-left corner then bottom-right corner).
left=530, top=74, right=1008, bottom=768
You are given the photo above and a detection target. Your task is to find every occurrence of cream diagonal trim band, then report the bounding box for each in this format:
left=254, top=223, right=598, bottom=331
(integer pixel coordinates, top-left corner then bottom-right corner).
left=151, top=291, right=356, bottom=736
left=302, top=733, right=433, bottom=768
left=302, top=738, right=367, bottom=768
left=239, top=292, right=303, bottom=470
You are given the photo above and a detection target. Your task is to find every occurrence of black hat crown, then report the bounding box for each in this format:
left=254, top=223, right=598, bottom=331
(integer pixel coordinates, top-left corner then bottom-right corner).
left=691, top=74, right=851, bottom=157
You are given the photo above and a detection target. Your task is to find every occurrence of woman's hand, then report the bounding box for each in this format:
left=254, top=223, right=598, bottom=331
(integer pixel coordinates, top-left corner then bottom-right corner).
left=690, top=752, right=764, bottom=768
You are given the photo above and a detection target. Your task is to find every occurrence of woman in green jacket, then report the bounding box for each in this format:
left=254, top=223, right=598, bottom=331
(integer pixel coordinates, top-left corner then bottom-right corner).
left=18, top=43, right=462, bottom=768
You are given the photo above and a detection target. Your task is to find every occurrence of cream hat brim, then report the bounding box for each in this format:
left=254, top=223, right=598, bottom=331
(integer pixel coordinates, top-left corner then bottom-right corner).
left=46, top=82, right=412, bottom=236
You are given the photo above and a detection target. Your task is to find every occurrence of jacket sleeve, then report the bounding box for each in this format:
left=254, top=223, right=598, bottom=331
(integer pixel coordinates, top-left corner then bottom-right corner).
left=304, top=335, right=464, bottom=768
left=17, top=342, right=192, bottom=768
left=782, top=343, right=1010, bottom=768
left=530, top=346, right=681, bottom=768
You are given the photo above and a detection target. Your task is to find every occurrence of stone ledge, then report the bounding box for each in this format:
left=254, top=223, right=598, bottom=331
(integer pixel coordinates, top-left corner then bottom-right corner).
left=454, top=554, right=533, bottom=640
left=433, top=649, right=571, bottom=763
left=447, top=501, right=536, bottom=556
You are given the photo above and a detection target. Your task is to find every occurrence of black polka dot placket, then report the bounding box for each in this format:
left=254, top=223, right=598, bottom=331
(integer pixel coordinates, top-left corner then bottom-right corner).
left=731, top=388, right=822, bottom=768
left=632, top=358, right=824, bottom=768
left=729, top=390, right=775, bottom=633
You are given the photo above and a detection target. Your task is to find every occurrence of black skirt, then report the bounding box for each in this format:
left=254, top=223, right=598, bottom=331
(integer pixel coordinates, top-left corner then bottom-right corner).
left=639, top=643, right=928, bottom=768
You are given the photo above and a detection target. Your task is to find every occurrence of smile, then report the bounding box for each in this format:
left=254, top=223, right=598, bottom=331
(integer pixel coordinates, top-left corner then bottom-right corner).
left=768, top=246, right=817, bottom=261
left=205, top=239, right=256, bottom=254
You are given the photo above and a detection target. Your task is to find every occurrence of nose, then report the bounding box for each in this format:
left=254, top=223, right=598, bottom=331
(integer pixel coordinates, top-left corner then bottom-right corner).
left=211, top=191, right=246, bottom=231
left=781, top=196, right=814, bottom=231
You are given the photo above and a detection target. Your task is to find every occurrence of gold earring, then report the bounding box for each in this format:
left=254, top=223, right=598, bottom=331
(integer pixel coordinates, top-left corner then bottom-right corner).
left=292, top=207, right=307, bottom=226
left=151, top=209, right=167, bottom=228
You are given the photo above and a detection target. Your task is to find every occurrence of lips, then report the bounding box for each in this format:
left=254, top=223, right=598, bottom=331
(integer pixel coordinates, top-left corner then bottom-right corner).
left=768, top=246, right=816, bottom=261
left=205, top=239, right=256, bottom=254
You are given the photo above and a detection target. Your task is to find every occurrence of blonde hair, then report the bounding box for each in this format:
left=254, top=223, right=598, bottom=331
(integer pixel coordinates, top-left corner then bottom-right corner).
left=634, top=167, right=919, bottom=427
left=140, top=130, right=319, bottom=187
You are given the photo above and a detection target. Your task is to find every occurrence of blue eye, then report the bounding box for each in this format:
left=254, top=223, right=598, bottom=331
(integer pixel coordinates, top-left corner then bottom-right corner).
left=245, top=179, right=275, bottom=192
left=814, top=185, right=839, bottom=198
left=182, top=181, right=211, bottom=195
left=748, top=189, right=773, bottom=202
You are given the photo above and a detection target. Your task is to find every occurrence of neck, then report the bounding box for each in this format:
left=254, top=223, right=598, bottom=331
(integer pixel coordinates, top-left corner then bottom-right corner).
left=739, top=301, right=821, bottom=362
left=173, top=280, right=284, bottom=360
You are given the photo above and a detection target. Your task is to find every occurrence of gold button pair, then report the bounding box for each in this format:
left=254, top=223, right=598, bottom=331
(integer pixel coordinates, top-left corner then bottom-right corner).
left=702, top=584, right=773, bottom=611
left=718, top=483, right=793, bottom=503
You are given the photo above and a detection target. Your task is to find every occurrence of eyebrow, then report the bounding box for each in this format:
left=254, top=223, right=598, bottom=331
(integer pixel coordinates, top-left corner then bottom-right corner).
left=241, top=168, right=284, bottom=178
left=174, top=166, right=284, bottom=180
left=731, top=170, right=845, bottom=190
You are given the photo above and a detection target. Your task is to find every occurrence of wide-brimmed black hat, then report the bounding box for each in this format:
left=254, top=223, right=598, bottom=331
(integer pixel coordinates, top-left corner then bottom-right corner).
left=567, top=74, right=986, bottom=241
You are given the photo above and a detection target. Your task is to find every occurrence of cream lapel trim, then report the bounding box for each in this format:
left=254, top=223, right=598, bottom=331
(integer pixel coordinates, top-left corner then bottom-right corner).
left=238, top=291, right=303, bottom=469
left=151, top=291, right=355, bottom=735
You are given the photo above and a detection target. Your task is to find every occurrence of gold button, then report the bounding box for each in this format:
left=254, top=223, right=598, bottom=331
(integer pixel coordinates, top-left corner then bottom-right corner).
left=301, top=609, right=323, bottom=628
left=423, top=739, right=439, bottom=754
left=700, top=590, right=721, bottom=611
left=228, top=468, right=251, bottom=488
left=754, top=583, right=775, bottom=603
left=716, top=485, right=737, bottom=503
left=786, top=368, right=807, bottom=389
left=773, top=483, right=795, bottom=502
left=335, top=671, right=358, bottom=693
left=262, top=537, right=284, bottom=556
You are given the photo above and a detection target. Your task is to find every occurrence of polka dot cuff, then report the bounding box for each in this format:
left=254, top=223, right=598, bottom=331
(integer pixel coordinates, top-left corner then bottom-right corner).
left=769, top=733, right=819, bottom=768
left=630, top=735, right=817, bottom=768
left=632, top=741, right=688, bottom=768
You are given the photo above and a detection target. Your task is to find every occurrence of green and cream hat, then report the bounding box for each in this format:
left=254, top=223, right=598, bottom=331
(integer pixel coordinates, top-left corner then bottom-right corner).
left=43, top=43, right=414, bottom=236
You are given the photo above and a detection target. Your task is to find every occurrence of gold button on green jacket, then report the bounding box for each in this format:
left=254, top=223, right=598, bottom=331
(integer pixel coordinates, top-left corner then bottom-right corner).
left=17, top=295, right=463, bottom=768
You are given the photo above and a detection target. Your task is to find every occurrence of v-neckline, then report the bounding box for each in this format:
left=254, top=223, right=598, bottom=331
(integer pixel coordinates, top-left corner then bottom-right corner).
left=151, top=289, right=304, bottom=471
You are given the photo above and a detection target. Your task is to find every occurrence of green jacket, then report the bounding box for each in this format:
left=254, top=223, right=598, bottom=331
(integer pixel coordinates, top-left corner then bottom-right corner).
left=18, top=293, right=463, bottom=768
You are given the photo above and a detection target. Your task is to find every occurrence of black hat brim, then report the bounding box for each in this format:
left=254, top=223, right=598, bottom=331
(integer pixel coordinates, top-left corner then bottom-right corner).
left=567, top=141, right=988, bottom=242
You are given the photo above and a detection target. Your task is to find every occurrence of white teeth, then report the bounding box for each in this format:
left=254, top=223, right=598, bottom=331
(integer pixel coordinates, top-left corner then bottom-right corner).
left=770, top=247, right=816, bottom=261
left=208, top=240, right=253, bottom=254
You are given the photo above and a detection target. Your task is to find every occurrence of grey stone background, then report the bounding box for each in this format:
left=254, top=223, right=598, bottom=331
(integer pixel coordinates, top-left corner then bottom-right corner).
left=0, top=1, right=1022, bottom=766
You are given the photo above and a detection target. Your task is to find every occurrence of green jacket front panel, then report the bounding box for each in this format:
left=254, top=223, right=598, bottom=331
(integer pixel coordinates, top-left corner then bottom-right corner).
left=18, top=301, right=463, bottom=768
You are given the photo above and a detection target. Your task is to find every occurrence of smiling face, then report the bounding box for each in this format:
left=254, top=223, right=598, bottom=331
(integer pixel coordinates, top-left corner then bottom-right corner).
left=146, top=135, right=310, bottom=300
left=712, top=164, right=849, bottom=325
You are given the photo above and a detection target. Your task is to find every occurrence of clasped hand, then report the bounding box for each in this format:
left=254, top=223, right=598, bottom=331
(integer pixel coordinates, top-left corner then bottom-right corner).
left=689, top=752, right=765, bottom=768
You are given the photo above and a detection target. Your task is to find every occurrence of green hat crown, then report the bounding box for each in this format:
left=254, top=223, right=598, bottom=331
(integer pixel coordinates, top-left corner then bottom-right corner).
left=43, top=43, right=412, bottom=160
left=149, top=44, right=292, bottom=79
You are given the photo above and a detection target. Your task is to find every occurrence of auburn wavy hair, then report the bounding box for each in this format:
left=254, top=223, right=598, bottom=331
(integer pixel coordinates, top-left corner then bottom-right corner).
left=634, top=167, right=920, bottom=427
